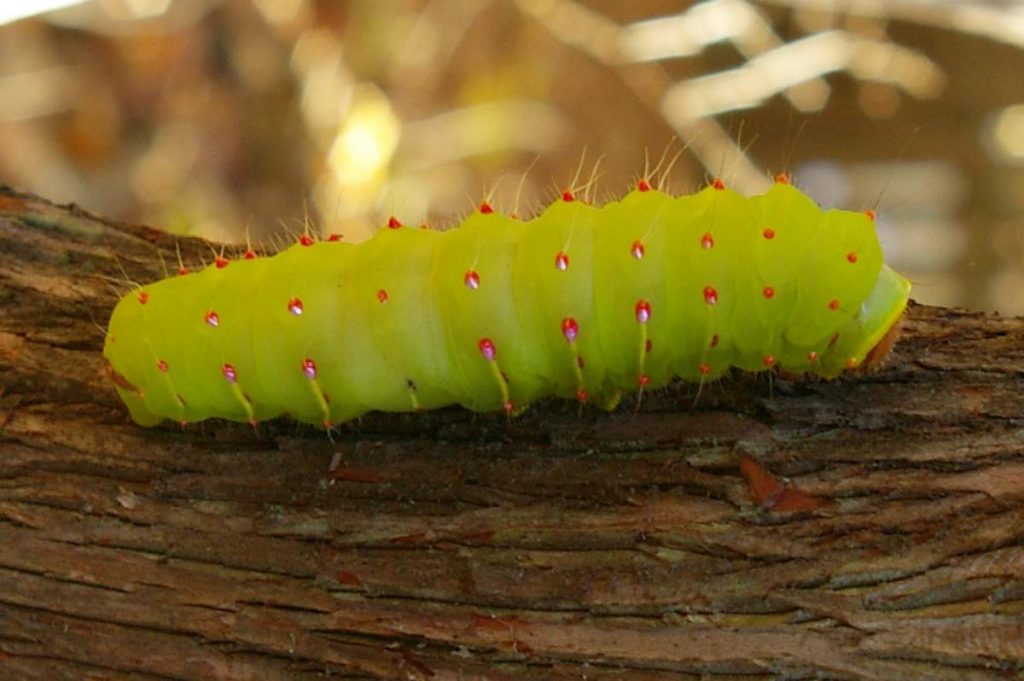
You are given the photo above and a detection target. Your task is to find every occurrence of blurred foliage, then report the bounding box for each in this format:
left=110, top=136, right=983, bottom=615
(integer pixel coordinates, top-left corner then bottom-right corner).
left=2, top=0, right=1024, bottom=312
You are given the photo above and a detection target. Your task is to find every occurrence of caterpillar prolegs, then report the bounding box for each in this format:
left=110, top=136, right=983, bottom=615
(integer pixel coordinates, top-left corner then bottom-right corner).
left=104, top=177, right=911, bottom=428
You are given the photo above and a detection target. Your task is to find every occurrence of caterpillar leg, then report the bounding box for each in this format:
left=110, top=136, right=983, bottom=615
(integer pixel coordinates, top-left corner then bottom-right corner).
left=588, top=389, right=622, bottom=412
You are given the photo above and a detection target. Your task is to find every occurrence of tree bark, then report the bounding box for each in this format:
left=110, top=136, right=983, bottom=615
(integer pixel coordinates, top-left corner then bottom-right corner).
left=1, top=185, right=1023, bottom=680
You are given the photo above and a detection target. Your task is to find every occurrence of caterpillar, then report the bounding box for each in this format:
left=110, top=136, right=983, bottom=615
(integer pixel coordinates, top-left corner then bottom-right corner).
left=103, top=176, right=911, bottom=428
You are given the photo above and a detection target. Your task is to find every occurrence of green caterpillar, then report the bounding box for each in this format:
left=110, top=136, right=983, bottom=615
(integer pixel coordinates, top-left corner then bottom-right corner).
left=104, top=177, right=911, bottom=428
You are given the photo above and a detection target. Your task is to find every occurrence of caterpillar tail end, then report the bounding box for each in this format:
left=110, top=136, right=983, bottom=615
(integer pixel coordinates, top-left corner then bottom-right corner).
left=850, top=265, right=912, bottom=373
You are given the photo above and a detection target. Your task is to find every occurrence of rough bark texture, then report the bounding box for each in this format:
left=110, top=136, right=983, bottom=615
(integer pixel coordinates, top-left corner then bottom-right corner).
left=1, top=185, right=1023, bottom=680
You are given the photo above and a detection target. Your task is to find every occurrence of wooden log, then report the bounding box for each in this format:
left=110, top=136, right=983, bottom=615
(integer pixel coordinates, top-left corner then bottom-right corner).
left=1, top=185, right=1022, bottom=680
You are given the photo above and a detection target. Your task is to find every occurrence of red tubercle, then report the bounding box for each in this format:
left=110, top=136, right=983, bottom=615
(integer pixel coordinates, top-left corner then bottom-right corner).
left=631, top=240, right=645, bottom=259
left=775, top=172, right=790, bottom=185
left=387, top=216, right=402, bottom=229
left=562, top=190, right=575, bottom=202
left=554, top=251, right=569, bottom=271
left=828, top=298, right=840, bottom=311
left=845, top=357, right=860, bottom=370
left=221, top=363, right=237, bottom=383
left=137, top=291, right=149, bottom=304
left=807, top=351, right=819, bottom=363
left=637, top=373, right=650, bottom=387
left=299, top=234, right=314, bottom=247
left=288, top=297, right=304, bottom=315
left=502, top=400, right=515, bottom=414
left=865, top=209, right=877, bottom=222
left=243, top=249, right=257, bottom=260
left=302, top=357, right=317, bottom=379
left=215, top=255, right=229, bottom=269
left=177, top=266, right=190, bottom=276
left=763, top=355, right=775, bottom=367
left=703, top=286, right=718, bottom=306
left=157, top=359, right=168, bottom=373
left=847, top=251, right=858, bottom=264
left=204, top=310, right=220, bottom=327
left=700, top=232, right=714, bottom=250
left=576, top=388, right=588, bottom=403
left=327, top=233, right=343, bottom=242
left=762, top=227, right=775, bottom=240
left=464, top=269, right=480, bottom=290
left=479, top=201, right=494, bottom=214
left=478, top=337, right=496, bottom=361
left=561, top=317, right=579, bottom=343
left=762, top=286, right=775, bottom=299
left=377, top=289, right=389, bottom=304
left=636, top=178, right=651, bottom=192
left=635, top=300, right=651, bottom=324
left=712, top=178, right=725, bottom=190
left=698, top=362, right=711, bottom=376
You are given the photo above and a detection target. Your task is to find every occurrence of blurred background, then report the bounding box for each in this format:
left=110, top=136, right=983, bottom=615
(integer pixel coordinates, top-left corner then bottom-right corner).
left=1, top=0, right=1023, bottom=313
